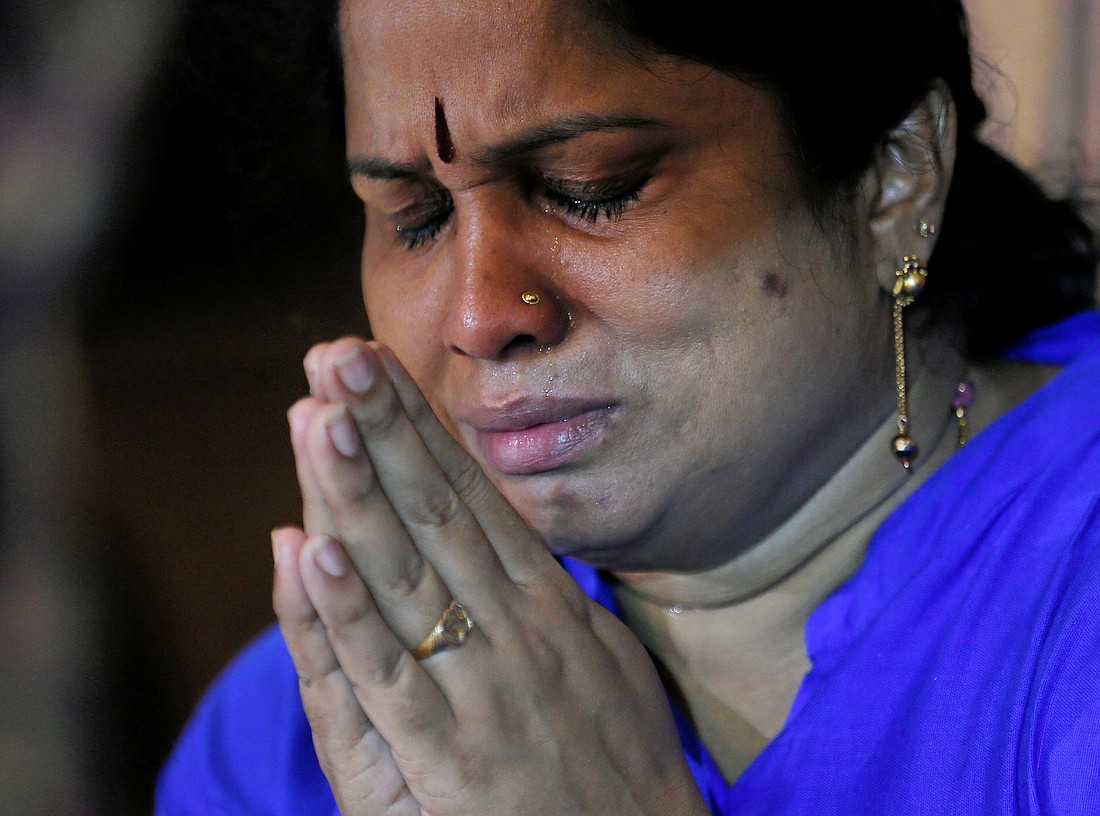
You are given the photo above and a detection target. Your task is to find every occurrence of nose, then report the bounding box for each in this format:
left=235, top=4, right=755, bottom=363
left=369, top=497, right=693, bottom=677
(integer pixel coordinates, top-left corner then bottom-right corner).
left=441, top=205, right=570, bottom=361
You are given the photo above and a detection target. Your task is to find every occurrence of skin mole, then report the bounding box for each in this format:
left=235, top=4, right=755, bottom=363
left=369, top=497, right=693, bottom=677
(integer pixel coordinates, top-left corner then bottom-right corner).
left=763, top=272, right=789, bottom=298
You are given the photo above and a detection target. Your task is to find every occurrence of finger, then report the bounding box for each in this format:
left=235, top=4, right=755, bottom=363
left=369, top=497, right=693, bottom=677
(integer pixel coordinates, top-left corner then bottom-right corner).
left=319, top=338, right=555, bottom=586
left=303, top=342, right=331, bottom=398
left=288, top=397, right=338, bottom=536
left=293, top=378, right=442, bottom=635
left=375, top=344, right=559, bottom=579
left=272, top=529, right=395, bottom=797
left=297, top=534, right=466, bottom=779
left=299, top=398, right=456, bottom=649
left=314, top=339, right=517, bottom=608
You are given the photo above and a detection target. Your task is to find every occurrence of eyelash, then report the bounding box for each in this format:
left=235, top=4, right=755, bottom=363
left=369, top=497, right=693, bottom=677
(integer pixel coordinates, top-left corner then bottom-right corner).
left=393, top=191, right=454, bottom=250
left=542, top=181, right=645, bottom=223
left=391, top=176, right=648, bottom=250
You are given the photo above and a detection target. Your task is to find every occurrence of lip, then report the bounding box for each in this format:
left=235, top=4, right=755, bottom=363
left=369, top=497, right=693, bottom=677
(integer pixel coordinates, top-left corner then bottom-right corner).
left=462, top=398, right=621, bottom=475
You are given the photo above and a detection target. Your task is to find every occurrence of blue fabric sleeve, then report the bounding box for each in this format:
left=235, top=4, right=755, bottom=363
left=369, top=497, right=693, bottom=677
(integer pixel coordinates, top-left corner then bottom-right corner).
left=154, top=627, right=336, bottom=816
left=1004, top=309, right=1100, bottom=364
left=1024, top=499, right=1100, bottom=814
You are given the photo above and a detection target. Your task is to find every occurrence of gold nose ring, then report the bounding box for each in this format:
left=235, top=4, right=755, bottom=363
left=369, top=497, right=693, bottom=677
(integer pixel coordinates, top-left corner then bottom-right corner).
left=521, top=291, right=541, bottom=305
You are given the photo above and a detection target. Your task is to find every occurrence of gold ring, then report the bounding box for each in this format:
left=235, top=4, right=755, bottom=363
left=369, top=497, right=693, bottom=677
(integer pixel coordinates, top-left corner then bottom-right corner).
left=411, top=600, right=473, bottom=660
left=520, top=291, right=541, bottom=305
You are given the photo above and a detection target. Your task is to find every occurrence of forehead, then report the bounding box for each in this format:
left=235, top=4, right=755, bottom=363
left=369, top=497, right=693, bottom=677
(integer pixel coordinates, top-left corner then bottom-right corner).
left=341, top=0, right=584, bottom=61
left=338, top=0, right=797, bottom=191
left=339, top=0, right=659, bottom=151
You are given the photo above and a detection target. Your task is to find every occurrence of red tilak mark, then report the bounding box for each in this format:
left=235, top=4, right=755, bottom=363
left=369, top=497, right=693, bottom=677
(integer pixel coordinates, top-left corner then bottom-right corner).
left=434, top=97, right=455, bottom=163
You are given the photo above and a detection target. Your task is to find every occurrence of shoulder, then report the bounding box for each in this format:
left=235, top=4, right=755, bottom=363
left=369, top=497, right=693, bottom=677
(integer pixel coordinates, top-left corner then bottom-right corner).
left=155, top=625, right=336, bottom=816
left=887, top=336, right=1100, bottom=805
left=1021, top=502, right=1100, bottom=812
left=895, top=322, right=1100, bottom=562
left=875, top=326, right=1100, bottom=613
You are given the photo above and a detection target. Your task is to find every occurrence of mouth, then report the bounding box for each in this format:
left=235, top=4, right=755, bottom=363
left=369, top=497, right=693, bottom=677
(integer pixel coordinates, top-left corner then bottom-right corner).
left=463, top=398, right=621, bottom=476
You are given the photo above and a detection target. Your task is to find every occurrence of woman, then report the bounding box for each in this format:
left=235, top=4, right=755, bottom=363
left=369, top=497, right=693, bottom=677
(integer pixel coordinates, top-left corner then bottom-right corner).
left=157, top=0, right=1100, bottom=813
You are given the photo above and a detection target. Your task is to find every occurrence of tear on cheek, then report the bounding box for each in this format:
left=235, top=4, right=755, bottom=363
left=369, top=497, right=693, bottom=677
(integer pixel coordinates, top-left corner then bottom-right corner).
left=763, top=273, right=789, bottom=298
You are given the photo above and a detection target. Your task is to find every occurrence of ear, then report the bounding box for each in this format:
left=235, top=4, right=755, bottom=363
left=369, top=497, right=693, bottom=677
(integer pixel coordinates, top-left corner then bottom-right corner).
left=862, top=83, right=957, bottom=293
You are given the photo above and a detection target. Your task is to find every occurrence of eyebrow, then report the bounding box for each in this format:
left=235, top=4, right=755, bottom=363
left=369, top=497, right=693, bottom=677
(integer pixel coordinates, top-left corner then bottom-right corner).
left=347, top=113, right=668, bottom=180
left=347, top=156, right=428, bottom=180
left=469, top=113, right=668, bottom=163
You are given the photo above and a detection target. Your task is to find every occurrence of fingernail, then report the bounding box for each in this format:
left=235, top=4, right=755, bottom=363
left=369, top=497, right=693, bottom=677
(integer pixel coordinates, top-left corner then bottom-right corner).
left=336, top=347, right=376, bottom=395
left=304, top=359, right=319, bottom=395
left=325, top=405, right=362, bottom=457
left=287, top=404, right=307, bottom=437
left=271, top=530, right=283, bottom=567
left=312, top=536, right=348, bottom=578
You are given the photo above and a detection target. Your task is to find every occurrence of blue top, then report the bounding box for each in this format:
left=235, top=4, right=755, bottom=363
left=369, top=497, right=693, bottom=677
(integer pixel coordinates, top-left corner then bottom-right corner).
left=156, top=311, right=1100, bottom=815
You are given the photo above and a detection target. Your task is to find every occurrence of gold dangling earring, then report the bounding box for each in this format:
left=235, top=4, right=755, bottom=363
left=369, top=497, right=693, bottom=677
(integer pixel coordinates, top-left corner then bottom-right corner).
left=891, top=255, right=928, bottom=469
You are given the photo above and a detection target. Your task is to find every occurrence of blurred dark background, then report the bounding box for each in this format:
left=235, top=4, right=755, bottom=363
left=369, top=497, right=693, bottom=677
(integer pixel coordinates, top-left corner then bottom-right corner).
left=3, top=1, right=363, bottom=813
left=82, top=2, right=366, bottom=812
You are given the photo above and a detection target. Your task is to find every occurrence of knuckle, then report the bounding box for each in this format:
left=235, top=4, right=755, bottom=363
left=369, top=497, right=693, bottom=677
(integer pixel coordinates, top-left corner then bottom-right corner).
left=556, top=578, right=593, bottom=620
left=273, top=591, right=321, bottom=632
left=338, top=466, right=384, bottom=505
left=379, top=552, right=428, bottom=599
left=354, top=387, right=403, bottom=433
left=296, top=661, right=343, bottom=694
left=407, top=485, right=463, bottom=529
left=357, top=647, right=416, bottom=692
left=403, top=388, right=436, bottom=425
left=447, top=455, right=490, bottom=503
left=531, top=629, right=570, bottom=679
left=328, top=595, right=375, bottom=636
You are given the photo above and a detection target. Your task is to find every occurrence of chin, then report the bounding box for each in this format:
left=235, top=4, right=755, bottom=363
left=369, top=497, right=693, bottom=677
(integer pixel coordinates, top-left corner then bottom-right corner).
left=498, top=471, right=668, bottom=568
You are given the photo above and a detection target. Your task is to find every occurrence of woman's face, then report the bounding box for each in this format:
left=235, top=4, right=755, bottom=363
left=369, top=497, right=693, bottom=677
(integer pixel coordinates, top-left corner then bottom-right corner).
left=341, top=0, right=892, bottom=571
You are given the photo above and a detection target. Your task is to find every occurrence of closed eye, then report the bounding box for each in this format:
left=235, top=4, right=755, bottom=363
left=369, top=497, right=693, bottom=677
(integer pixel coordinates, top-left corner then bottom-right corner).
left=392, top=189, right=454, bottom=250
left=540, top=175, right=648, bottom=224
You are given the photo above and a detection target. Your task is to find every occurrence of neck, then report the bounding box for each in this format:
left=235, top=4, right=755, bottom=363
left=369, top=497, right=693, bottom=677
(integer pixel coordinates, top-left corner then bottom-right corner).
left=609, top=342, right=1056, bottom=782
left=609, top=340, right=965, bottom=766
left=611, top=336, right=965, bottom=614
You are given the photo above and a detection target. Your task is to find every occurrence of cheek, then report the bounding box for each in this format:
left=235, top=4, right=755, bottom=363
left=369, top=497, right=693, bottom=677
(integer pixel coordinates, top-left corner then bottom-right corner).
left=554, top=214, right=746, bottom=340
left=574, top=185, right=794, bottom=334
left=360, top=216, right=441, bottom=359
left=591, top=213, right=871, bottom=419
left=361, top=263, right=449, bottom=400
